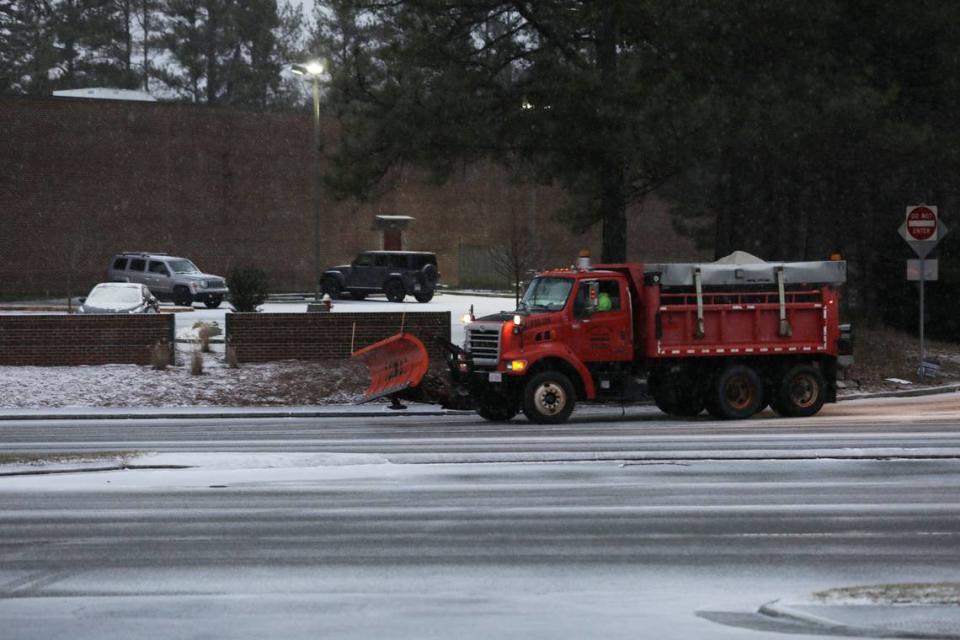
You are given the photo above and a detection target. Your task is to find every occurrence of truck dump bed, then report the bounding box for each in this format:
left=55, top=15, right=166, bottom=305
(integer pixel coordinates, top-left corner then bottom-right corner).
left=642, top=257, right=844, bottom=360
left=650, top=288, right=838, bottom=358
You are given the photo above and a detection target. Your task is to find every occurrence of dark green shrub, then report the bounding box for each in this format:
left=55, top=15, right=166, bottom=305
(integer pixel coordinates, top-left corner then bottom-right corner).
left=227, top=266, right=270, bottom=312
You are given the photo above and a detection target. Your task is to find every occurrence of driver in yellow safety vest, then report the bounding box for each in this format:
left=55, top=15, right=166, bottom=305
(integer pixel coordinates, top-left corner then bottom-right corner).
left=597, top=291, right=612, bottom=311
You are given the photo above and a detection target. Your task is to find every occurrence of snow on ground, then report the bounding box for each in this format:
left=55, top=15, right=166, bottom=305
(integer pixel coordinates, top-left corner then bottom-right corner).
left=810, top=582, right=960, bottom=606
left=0, top=292, right=516, bottom=409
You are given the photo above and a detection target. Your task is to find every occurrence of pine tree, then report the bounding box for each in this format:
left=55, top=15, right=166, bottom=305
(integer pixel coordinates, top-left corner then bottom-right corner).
left=158, top=0, right=305, bottom=108
left=312, top=0, right=704, bottom=262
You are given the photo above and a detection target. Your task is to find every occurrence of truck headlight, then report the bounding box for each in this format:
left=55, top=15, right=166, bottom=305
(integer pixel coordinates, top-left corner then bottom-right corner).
left=512, top=314, right=527, bottom=335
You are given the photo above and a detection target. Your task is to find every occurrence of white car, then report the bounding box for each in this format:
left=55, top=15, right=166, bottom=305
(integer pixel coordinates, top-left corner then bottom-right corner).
left=78, top=282, right=159, bottom=314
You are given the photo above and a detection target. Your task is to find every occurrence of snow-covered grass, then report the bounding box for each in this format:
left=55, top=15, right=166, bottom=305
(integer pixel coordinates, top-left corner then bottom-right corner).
left=845, top=325, right=960, bottom=390
left=0, top=292, right=517, bottom=409
left=811, top=583, right=960, bottom=606
left=0, top=345, right=369, bottom=409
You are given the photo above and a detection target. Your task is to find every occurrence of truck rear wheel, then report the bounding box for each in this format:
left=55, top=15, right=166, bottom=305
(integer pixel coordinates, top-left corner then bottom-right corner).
left=772, top=364, right=826, bottom=417
left=522, top=371, right=575, bottom=424
left=705, top=364, right=763, bottom=420
left=477, top=404, right=517, bottom=422
left=648, top=371, right=704, bottom=417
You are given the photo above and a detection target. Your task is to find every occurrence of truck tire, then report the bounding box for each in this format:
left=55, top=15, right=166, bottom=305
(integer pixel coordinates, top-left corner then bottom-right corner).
left=705, top=364, right=763, bottom=420
left=648, top=373, right=704, bottom=417
left=320, top=277, right=342, bottom=299
left=384, top=279, right=405, bottom=303
left=655, top=391, right=704, bottom=417
left=476, top=404, right=517, bottom=422
left=522, top=371, right=576, bottom=424
left=772, top=364, right=826, bottom=417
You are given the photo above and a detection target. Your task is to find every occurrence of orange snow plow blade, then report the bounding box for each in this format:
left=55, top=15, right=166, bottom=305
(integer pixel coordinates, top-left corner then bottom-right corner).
left=352, top=333, right=430, bottom=402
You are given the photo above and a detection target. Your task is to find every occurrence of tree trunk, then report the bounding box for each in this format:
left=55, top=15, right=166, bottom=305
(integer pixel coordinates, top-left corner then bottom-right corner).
left=600, top=168, right=627, bottom=262
left=596, top=5, right=627, bottom=263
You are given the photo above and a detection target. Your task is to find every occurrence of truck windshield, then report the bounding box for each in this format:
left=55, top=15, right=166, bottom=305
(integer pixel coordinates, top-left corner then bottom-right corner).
left=519, top=277, right=573, bottom=312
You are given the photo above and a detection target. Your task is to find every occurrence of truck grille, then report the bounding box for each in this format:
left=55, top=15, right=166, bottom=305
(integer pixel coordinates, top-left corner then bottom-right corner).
left=466, top=324, right=502, bottom=366
left=205, top=278, right=225, bottom=289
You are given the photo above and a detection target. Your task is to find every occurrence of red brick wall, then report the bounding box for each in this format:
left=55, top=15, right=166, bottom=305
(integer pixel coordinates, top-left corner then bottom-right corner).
left=225, top=312, right=450, bottom=363
left=0, top=95, right=709, bottom=297
left=0, top=315, right=174, bottom=365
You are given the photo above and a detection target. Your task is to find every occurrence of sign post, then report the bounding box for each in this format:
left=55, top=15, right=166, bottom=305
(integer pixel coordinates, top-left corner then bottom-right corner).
left=898, top=205, right=948, bottom=377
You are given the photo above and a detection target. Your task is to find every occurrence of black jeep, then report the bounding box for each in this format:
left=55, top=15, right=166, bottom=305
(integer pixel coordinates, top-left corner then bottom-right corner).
left=320, top=251, right=440, bottom=303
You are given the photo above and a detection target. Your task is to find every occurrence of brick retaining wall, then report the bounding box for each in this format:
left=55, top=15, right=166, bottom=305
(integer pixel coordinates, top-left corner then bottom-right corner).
left=0, top=315, right=175, bottom=365
left=225, top=312, right=451, bottom=363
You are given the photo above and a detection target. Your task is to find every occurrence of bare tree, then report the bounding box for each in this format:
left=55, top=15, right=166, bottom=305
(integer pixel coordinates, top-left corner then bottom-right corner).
left=489, top=212, right=543, bottom=308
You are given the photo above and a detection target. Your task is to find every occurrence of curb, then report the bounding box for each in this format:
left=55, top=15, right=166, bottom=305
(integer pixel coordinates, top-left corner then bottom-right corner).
left=838, top=383, right=960, bottom=401
left=0, top=408, right=473, bottom=421
left=10, top=448, right=960, bottom=477
left=759, top=600, right=960, bottom=639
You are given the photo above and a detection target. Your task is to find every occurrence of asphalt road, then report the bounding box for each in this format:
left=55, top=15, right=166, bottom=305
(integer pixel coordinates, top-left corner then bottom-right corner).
left=4, top=396, right=960, bottom=459
left=1, top=397, right=960, bottom=639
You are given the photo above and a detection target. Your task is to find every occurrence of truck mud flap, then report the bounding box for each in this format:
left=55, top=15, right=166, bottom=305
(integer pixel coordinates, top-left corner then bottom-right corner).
left=351, top=333, right=430, bottom=403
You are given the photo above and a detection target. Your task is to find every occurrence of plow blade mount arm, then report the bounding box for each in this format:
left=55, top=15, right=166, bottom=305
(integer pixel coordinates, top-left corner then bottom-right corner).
left=352, top=333, right=430, bottom=403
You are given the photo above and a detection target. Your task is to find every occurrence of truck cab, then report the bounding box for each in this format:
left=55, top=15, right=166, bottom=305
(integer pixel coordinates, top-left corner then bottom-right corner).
left=463, top=264, right=640, bottom=423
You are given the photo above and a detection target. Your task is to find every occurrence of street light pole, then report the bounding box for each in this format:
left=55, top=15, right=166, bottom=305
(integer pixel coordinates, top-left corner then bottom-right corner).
left=291, top=61, right=325, bottom=300
left=311, top=74, right=321, bottom=301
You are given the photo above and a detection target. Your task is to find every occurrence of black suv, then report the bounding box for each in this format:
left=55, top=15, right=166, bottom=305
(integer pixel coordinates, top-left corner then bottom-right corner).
left=321, top=251, right=440, bottom=303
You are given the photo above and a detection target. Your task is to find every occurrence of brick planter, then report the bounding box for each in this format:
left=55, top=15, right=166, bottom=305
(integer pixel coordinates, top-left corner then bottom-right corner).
left=0, top=314, right=175, bottom=366
left=225, top=312, right=451, bottom=363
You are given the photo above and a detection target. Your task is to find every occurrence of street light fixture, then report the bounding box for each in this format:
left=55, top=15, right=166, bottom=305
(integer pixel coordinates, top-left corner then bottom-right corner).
left=291, top=60, right=325, bottom=300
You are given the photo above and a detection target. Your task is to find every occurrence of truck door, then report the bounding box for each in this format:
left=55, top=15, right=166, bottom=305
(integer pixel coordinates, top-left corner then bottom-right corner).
left=570, top=278, right=633, bottom=362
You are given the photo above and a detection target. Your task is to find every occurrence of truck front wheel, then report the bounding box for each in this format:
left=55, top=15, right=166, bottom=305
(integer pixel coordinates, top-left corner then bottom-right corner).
left=771, top=364, right=826, bottom=417
left=705, top=364, right=763, bottom=420
left=522, top=371, right=575, bottom=424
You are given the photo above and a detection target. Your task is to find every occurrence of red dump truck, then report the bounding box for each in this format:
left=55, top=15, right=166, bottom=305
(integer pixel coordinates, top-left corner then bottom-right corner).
left=355, top=251, right=853, bottom=423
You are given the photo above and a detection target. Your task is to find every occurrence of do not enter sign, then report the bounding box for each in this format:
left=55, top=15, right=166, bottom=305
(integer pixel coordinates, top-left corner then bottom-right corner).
left=906, top=205, right=938, bottom=241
